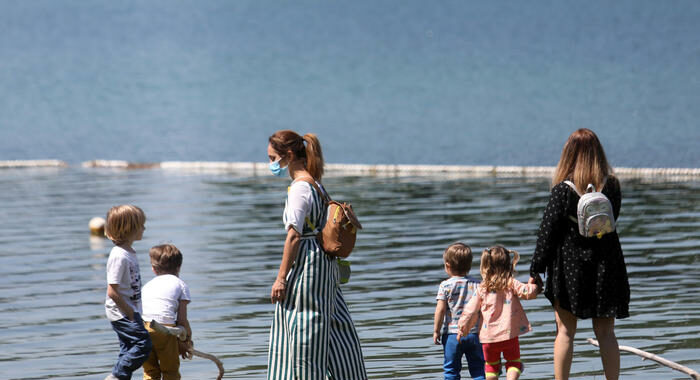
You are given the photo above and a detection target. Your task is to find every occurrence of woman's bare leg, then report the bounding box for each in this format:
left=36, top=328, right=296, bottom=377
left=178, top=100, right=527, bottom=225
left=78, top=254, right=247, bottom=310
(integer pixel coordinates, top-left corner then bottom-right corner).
left=593, top=317, right=619, bottom=380
left=554, top=305, right=577, bottom=380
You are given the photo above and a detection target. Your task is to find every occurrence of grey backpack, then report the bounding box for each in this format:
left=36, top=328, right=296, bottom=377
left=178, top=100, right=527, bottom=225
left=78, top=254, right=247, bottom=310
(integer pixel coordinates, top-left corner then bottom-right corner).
left=564, top=178, right=616, bottom=239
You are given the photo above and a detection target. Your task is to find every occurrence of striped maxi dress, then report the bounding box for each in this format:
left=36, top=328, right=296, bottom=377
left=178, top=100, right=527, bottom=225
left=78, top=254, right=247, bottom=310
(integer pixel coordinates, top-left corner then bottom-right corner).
left=268, top=180, right=367, bottom=380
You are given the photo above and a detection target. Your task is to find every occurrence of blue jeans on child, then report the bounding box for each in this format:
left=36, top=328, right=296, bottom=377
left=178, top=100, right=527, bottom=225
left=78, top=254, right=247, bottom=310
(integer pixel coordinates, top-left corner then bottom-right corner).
left=442, top=333, right=485, bottom=380
left=110, top=313, right=153, bottom=380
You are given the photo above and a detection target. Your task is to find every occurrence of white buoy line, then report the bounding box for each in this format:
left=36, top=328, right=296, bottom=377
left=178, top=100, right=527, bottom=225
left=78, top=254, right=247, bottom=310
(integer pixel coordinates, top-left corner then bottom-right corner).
left=2, top=160, right=699, bottom=180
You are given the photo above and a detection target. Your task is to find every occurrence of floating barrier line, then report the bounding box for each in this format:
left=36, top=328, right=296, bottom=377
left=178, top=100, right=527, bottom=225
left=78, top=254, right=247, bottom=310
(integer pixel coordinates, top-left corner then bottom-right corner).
left=3, top=160, right=700, bottom=179
left=0, top=160, right=68, bottom=168
left=101, top=160, right=700, bottom=179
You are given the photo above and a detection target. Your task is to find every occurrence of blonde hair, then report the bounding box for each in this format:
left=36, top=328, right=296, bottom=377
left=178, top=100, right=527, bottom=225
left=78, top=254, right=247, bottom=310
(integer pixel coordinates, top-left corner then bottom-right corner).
left=149, top=244, right=183, bottom=275
left=105, top=205, right=145, bottom=245
left=443, top=242, right=473, bottom=275
left=269, top=130, right=325, bottom=180
left=480, top=245, right=519, bottom=292
left=552, top=128, right=613, bottom=192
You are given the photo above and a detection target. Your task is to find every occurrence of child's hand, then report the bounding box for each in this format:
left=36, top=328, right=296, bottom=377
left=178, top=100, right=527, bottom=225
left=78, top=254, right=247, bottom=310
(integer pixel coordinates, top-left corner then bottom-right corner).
left=433, top=331, right=441, bottom=345
left=456, top=316, right=468, bottom=341
left=179, top=338, right=193, bottom=360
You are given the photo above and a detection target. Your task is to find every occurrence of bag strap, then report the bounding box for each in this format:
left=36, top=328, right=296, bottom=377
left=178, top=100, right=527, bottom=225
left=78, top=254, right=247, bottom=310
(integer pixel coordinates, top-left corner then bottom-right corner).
left=563, top=180, right=582, bottom=196
left=295, top=176, right=330, bottom=202
left=296, top=176, right=363, bottom=231
left=599, top=176, right=608, bottom=192
left=562, top=180, right=580, bottom=224
left=294, top=176, right=329, bottom=233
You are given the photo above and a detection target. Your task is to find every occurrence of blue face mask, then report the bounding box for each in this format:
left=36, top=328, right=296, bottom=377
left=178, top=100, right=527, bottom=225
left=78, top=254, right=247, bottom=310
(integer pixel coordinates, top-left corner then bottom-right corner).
left=269, top=159, right=289, bottom=177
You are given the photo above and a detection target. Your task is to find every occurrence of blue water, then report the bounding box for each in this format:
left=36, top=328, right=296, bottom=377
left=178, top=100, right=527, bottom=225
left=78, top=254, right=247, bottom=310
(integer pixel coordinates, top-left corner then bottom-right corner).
left=1, top=1, right=699, bottom=167
left=1, top=168, right=699, bottom=379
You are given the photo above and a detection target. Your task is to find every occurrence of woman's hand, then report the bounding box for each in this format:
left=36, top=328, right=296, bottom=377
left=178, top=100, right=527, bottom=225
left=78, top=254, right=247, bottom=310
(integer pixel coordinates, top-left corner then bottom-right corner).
left=270, top=278, right=287, bottom=303
left=528, top=275, right=544, bottom=294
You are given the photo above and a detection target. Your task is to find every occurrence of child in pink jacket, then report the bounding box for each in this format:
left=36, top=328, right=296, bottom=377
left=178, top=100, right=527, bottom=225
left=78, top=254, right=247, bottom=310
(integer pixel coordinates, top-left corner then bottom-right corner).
left=457, top=246, right=542, bottom=380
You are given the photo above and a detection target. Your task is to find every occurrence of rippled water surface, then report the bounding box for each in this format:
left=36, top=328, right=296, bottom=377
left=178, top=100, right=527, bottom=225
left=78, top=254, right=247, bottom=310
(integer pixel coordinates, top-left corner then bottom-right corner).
left=1, top=168, right=698, bottom=379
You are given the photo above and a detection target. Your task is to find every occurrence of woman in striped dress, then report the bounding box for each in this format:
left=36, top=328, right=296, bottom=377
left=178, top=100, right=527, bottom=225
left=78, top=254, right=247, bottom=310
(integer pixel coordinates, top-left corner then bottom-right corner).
left=266, top=130, right=367, bottom=380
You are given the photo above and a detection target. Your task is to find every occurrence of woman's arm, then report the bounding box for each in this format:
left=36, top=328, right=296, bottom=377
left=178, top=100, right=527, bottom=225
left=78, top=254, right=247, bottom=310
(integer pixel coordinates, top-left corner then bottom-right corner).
left=611, top=176, right=622, bottom=220
left=270, top=226, right=301, bottom=303
left=530, top=183, right=568, bottom=277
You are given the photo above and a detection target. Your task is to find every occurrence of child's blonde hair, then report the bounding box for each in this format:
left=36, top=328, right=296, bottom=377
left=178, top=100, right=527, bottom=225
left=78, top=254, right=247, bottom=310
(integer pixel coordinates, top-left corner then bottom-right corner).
left=105, top=205, right=145, bottom=245
left=443, top=242, right=473, bottom=275
left=480, top=245, right=520, bottom=292
left=149, top=244, right=183, bottom=275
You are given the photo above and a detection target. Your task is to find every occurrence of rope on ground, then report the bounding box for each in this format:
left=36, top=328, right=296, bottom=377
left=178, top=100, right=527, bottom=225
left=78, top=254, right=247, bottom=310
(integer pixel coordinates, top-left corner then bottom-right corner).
left=587, top=338, right=700, bottom=380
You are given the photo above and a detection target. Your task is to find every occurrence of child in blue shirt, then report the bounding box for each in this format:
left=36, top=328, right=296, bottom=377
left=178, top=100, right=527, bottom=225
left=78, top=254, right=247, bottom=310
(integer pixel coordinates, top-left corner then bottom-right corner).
left=433, top=242, right=485, bottom=380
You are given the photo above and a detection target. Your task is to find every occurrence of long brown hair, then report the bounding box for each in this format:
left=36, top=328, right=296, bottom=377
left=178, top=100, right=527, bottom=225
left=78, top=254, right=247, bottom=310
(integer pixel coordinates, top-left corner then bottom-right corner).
left=480, top=245, right=519, bottom=292
left=268, top=130, right=324, bottom=180
left=552, top=128, right=613, bottom=191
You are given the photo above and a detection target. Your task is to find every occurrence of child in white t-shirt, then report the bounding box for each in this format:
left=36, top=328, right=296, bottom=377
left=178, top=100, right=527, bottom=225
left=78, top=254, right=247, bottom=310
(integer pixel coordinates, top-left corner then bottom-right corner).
left=104, top=205, right=152, bottom=380
left=142, top=244, right=192, bottom=380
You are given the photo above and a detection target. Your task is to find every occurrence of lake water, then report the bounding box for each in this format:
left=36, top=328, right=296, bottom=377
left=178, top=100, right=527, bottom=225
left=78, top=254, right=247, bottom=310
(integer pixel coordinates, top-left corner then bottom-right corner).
left=1, top=167, right=698, bottom=379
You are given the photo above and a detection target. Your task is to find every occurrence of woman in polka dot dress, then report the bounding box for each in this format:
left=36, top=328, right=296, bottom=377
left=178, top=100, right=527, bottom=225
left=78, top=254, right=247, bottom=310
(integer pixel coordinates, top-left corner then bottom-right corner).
left=529, top=128, right=630, bottom=380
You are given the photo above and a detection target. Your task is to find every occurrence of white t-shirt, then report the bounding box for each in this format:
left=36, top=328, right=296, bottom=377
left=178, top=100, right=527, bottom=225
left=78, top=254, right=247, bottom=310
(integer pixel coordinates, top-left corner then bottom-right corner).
left=142, top=274, right=191, bottom=325
left=105, top=246, right=143, bottom=321
left=283, top=181, right=313, bottom=233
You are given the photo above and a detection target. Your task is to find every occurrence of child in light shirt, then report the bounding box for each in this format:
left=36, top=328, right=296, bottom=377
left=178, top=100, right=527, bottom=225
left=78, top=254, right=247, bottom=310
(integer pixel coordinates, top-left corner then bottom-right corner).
left=142, top=244, right=192, bottom=380
left=104, top=205, right=152, bottom=380
left=434, top=242, right=486, bottom=380
left=457, top=246, right=541, bottom=380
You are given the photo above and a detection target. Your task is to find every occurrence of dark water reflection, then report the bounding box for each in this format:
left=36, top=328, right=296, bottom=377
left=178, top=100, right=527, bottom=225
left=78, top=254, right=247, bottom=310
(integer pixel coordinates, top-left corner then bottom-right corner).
left=0, top=168, right=698, bottom=379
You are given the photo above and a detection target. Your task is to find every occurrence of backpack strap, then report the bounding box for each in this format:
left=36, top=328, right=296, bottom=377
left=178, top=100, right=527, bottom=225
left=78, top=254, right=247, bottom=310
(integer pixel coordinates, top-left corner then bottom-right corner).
left=294, top=176, right=329, bottom=233
left=295, top=176, right=330, bottom=202
left=563, top=180, right=580, bottom=224
left=563, top=180, right=582, bottom=196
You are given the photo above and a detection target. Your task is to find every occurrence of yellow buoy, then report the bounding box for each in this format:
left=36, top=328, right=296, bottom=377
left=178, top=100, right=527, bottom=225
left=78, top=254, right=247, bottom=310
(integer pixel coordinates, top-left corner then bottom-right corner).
left=89, top=217, right=106, bottom=236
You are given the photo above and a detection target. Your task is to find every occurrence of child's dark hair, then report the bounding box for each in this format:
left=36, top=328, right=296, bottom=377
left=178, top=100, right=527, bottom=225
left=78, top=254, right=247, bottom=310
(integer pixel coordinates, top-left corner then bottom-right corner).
left=480, top=245, right=520, bottom=292
left=149, top=244, right=183, bottom=275
left=443, top=242, right=473, bottom=275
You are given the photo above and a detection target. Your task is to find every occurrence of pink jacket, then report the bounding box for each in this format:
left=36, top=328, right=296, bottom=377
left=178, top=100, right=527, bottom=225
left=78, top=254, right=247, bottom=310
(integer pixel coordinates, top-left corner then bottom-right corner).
left=459, top=279, right=538, bottom=343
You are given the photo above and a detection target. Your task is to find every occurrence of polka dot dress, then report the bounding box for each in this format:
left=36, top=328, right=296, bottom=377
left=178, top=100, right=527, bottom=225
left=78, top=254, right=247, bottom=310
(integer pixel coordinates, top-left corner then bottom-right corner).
left=530, top=176, right=630, bottom=319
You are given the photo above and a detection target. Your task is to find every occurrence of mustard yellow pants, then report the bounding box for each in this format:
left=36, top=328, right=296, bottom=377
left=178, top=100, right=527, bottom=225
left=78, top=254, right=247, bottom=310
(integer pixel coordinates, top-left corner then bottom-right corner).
left=143, top=321, right=180, bottom=380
